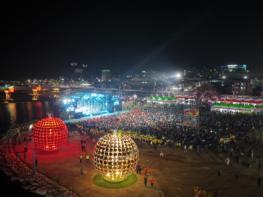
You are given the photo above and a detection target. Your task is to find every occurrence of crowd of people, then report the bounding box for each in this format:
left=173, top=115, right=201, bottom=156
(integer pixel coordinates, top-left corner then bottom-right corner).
left=66, top=104, right=263, bottom=197
left=68, top=105, right=263, bottom=165
left=2, top=102, right=263, bottom=197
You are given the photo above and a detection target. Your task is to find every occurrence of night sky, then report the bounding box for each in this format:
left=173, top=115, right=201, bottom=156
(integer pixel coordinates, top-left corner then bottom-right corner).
left=1, top=2, right=263, bottom=80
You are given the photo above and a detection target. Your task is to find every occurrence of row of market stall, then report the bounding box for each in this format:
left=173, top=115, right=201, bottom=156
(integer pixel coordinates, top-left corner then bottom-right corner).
left=211, top=97, right=263, bottom=114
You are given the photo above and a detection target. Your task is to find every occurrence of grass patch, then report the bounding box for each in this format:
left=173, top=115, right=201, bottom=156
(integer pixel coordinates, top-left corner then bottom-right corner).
left=93, top=174, right=137, bottom=188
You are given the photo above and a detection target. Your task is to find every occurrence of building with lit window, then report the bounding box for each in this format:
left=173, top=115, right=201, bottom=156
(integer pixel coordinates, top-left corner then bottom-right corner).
left=101, top=69, right=111, bottom=82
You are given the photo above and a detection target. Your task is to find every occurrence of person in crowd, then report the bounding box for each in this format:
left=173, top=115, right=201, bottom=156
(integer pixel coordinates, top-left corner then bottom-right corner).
left=144, top=176, right=148, bottom=187
left=258, top=176, right=261, bottom=186
left=150, top=177, right=155, bottom=188
left=85, top=154, right=90, bottom=163
left=80, top=166, right=84, bottom=175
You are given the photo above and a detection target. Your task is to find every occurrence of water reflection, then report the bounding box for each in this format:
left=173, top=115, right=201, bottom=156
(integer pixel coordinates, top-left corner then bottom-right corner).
left=34, top=102, right=44, bottom=118
left=0, top=101, right=59, bottom=133
left=26, top=102, right=33, bottom=120
left=7, top=103, right=17, bottom=124
left=44, top=101, right=50, bottom=115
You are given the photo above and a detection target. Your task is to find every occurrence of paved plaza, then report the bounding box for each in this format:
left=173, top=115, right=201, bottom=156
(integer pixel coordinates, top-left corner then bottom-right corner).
left=14, top=133, right=263, bottom=197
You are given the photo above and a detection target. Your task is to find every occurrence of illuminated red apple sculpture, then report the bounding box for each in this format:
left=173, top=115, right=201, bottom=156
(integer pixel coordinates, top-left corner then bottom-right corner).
left=32, top=117, right=68, bottom=151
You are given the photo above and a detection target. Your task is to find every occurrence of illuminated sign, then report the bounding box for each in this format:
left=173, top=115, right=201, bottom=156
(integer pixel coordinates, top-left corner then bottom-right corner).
left=226, top=64, right=247, bottom=71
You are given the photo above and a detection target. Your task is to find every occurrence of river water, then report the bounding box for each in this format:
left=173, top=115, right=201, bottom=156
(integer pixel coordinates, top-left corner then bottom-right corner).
left=0, top=100, right=61, bottom=196
left=0, top=100, right=60, bottom=134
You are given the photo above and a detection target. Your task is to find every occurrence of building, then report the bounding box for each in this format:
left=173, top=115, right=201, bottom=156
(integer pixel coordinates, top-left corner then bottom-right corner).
left=232, top=81, right=252, bottom=95
left=218, top=64, right=251, bottom=95
left=220, top=64, right=247, bottom=73
left=250, top=77, right=263, bottom=96
left=101, top=69, right=111, bottom=82
left=69, top=62, right=88, bottom=80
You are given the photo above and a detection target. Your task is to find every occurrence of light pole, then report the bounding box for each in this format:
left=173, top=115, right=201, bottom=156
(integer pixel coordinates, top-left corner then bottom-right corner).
left=175, top=72, right=182, bottom=80
left=174, top=72, right=182, bottom=94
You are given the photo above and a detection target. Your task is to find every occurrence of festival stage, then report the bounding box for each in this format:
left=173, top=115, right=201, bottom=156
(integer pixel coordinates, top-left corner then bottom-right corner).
left=61, top=92, right=122, bottom=119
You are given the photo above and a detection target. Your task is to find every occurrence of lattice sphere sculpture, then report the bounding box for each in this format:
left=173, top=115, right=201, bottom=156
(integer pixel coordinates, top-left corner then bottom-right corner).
left=93, top=133, right=139, bottom=182
left=32, top=117, right=68, bottom=152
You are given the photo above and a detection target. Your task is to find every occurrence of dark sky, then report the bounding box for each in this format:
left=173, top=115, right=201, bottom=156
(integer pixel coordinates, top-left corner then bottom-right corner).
left=1, top=2, right=263, bottom=80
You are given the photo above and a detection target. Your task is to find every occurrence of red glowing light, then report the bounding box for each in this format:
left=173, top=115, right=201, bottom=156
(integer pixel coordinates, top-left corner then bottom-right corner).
left=32, top=117, right=68, bottom=151
left=36, top=86, right=42, bottom=91
left=32, top=86, right=42, bottom=92
left=8, top=86, right=15, bottom=93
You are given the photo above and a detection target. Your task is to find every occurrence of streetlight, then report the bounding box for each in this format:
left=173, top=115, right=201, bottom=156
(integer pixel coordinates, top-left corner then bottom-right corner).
left=29, top=124, right=33, bottom=131
left=243, top=75, right=248, bottom=80
left=222, top=75, right=226, bottom=79
left=175, top=72, right=182, bottom=79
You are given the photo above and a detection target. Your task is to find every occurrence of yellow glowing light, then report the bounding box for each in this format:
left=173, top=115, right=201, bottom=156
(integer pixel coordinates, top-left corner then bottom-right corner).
left=93, top=132, right=139, bottom=182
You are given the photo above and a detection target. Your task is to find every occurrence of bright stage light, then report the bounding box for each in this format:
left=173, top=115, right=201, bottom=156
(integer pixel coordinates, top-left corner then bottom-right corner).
left=66, top=106, right=74, bottom=112
left=83, top=95, right=90, bottom=99
left=114, top=101, right=120, bottom=105
left=63, top=98, right=71, bottom=104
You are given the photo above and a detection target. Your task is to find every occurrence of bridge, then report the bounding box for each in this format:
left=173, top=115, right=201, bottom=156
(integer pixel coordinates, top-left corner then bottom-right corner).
left=0, top=85, right=155, bottom=102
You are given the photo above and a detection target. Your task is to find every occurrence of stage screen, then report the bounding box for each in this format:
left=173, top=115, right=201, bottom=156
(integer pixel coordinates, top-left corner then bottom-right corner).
left=61, top=92, right=121, bottom=118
